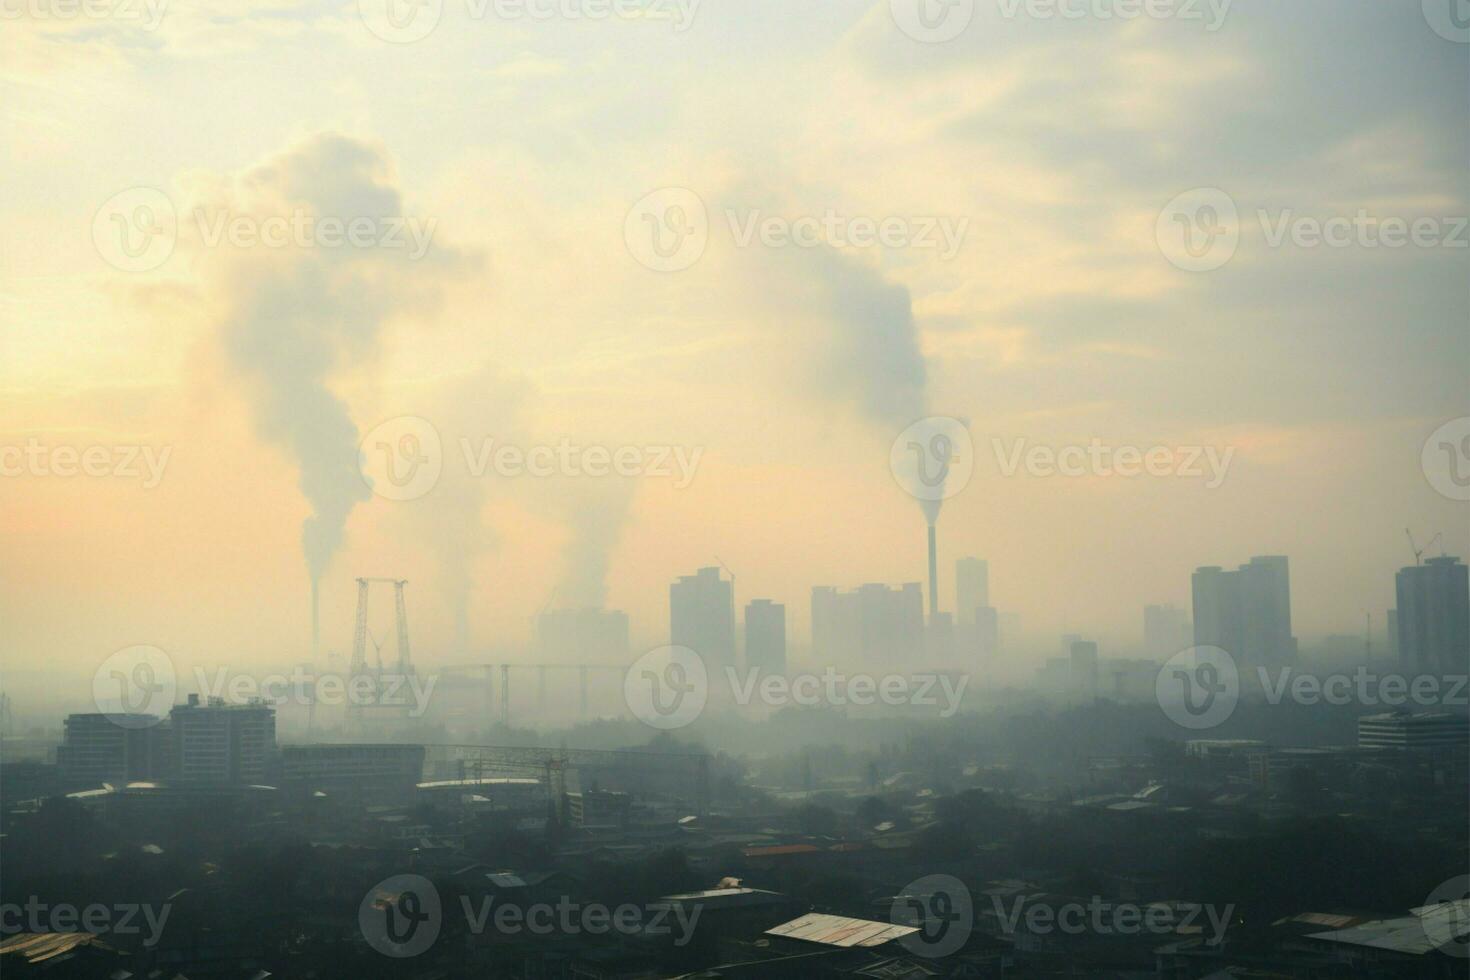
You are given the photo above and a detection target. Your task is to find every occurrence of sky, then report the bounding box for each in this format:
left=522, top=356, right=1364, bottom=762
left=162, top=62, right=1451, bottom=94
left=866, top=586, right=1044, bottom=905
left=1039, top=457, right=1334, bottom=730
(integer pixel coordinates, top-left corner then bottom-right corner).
left=1, top=0, right=1467, bottom=693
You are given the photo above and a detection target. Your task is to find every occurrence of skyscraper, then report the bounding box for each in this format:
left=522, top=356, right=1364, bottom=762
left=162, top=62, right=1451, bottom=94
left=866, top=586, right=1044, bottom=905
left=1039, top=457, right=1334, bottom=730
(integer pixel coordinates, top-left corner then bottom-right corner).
left=811, top=583, right=925, bottom=663
left=1144, top=603, right=1191, bottom=659
left=955, top=558, right=989, bottom=626
left=1192, top=556, right=1297, bottom=668
left=670, top=567, right=736, bottom=669
left=1395, top=556, right=1469, bottom=677
left=745, top=599, right=787, bottom=674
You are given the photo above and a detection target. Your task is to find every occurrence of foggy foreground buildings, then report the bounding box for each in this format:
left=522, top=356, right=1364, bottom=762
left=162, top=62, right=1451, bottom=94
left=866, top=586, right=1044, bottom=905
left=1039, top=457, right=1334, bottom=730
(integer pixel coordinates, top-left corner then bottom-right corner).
left=1395, top=555, right=1470, bottom=676
left=1192, top=556, right=1298, bottom=668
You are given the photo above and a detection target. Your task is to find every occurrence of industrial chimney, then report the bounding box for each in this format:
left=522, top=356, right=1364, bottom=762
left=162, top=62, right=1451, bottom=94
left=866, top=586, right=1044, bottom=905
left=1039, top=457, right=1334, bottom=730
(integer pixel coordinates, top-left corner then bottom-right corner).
left=927, top=523, right=939, bottom=621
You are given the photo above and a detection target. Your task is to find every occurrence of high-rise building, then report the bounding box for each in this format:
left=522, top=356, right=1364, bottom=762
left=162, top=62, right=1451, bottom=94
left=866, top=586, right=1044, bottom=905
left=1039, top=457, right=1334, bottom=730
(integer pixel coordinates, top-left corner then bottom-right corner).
left=170, top=696, right=276, bottom=784
left=955, top=558, right=989, bottom=626
left=1144, top=603, right=1191, bottom=659
left=670, top=567, right=735, bottom=669
left=744, top=600, right=787, bottom=674
left=1358, top=710, right=1469, bottom=750
left=1395, top=556, right=1469, bottom=676
left=57, top=714, right=168, bottom=790
left=1192, top=556, right=1297, bottom=668
left=1070, top=640, right=1099, bottom=700
left=811, top=583, right=924, bottom=663
left=537, top=608, right=631, bottom=664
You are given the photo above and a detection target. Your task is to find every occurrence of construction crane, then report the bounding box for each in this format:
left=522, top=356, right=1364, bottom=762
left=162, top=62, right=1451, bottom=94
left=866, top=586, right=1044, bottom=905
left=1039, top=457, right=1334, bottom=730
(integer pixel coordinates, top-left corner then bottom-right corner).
left=1405, top=529, right=1445, bottom=566
left=352, top=578, right=412, bottom=675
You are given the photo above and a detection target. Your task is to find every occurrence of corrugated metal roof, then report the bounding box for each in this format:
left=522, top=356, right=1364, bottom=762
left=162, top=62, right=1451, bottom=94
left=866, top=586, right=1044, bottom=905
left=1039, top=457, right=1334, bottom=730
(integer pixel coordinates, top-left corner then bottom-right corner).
left=1307, top=900, right=1469, bottom=956
left=766, top=912, right=918, bottom=948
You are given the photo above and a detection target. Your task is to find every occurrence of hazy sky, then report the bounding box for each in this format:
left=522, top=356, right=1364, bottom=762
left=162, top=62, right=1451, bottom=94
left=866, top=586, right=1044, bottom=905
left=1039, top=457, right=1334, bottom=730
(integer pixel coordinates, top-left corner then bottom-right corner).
left=2, top=0, right=1466, bottom=683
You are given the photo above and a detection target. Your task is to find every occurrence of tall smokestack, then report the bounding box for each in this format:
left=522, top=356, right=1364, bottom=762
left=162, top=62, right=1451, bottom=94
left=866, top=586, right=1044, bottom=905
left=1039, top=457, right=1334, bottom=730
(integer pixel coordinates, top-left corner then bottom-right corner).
left=927, top=523, right=939, bottom=621
left=311, top=578, right=321, bottom=662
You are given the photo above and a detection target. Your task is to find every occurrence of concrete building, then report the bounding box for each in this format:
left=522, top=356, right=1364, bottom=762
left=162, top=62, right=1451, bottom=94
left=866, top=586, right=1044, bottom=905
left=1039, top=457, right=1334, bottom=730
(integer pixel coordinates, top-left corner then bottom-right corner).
left=955, top=557, right=989, bottom=626
left=1395, top=556, right=1469, bottom=676
left=744, top=599, right=786, bottom=674
left=670, top=567, right=736, bottom=669
left=811, top=583, right=924, bottom=663
left=281, top=743, right=425, bottom=794
left=1358, top=711, right=1469, bottom=750
left=1192, top=556, right=1297, bottom=668
left=57, top=714, right=168, bottom=789
left=1144, top=603, right=1191, bottom=659
left=169, top=696, right=276, bottom=784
